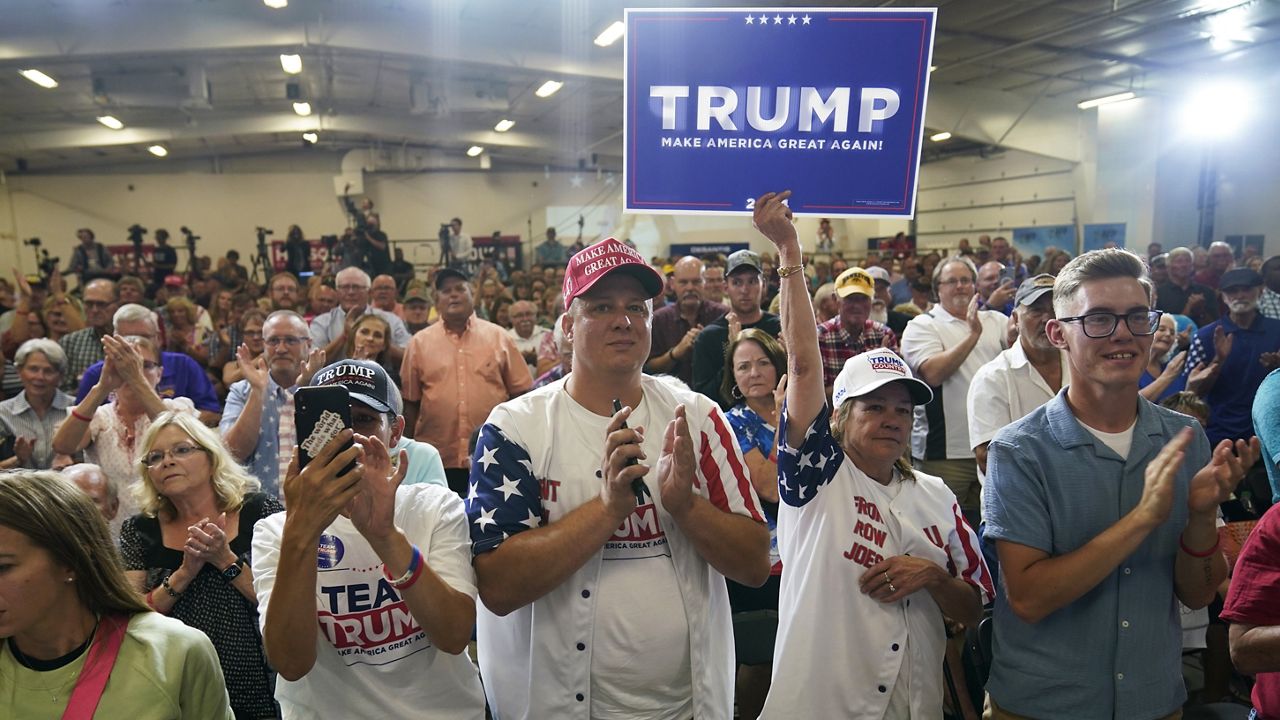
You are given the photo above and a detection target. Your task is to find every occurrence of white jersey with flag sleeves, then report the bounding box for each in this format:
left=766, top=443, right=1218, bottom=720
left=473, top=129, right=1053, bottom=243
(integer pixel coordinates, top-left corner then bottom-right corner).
left=761, top=402, right=993, bottom=720
left=465, top=375, right=765, bottom=720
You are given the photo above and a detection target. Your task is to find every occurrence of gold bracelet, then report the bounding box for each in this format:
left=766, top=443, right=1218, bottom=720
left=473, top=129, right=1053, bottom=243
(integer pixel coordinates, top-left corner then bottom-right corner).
left=777, top=264, right=804, bottom=278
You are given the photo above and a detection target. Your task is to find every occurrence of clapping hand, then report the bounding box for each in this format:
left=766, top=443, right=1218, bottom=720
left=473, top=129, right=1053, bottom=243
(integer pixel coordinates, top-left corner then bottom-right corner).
left=346, top=434, right=408, bottom=542
left=297, top=347, right=326, bottom=387
left=185, top=513, right=237, bottom=569
left=657, top=404, right=697, bottom=520
left=237, top=343, right=269, bottom=391
left=1188, top=436, right=1261, bottom=515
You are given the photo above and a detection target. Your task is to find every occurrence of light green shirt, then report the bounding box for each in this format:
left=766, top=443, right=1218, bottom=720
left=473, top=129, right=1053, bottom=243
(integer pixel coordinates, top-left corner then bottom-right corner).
left=0, top=612, right=234, bottom=720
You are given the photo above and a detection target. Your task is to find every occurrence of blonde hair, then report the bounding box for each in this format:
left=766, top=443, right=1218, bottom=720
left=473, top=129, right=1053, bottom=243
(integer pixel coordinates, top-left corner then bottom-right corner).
left=134, top=411, right=260, bottom=518
left=830, top=398, right=915, bottom=482
left=0, top=470, right=148, bottom=616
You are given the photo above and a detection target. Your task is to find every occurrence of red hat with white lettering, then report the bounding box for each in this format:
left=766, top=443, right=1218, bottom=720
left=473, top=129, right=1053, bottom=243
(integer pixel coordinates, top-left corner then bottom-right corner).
left=562, top=237, right=665, bottom=305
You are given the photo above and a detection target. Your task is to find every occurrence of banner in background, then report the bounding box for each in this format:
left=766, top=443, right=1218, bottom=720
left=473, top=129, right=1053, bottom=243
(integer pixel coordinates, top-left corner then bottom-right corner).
left=1083, top=223, right=1126, bottom=252
left=668, top=242, right=750, bottom=257
left=624, top=8, right=937, bottom=219
left=1012, top=225, right=1077, bottom=258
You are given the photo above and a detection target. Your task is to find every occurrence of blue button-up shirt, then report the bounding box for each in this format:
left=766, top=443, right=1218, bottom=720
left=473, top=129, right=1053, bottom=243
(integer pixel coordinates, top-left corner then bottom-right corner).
left=219, top=377, right=293, bottom=498
left=983, top=390, right=1210, bottom=720
left=1186, top=312, right=1280, bottom=446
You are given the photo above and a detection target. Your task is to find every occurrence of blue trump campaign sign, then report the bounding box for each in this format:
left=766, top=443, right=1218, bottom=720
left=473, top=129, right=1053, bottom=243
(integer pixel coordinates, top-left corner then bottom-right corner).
left=624, top=7, right=936, bottom=219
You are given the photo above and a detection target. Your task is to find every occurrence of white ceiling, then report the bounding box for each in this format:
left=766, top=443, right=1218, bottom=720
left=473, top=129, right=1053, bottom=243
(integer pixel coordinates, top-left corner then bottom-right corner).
left=0, top=0, right=1276, bottom=172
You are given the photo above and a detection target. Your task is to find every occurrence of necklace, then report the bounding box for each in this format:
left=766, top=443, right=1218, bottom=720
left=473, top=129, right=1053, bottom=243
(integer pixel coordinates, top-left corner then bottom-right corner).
left=8, top=617, right=99, bottom=704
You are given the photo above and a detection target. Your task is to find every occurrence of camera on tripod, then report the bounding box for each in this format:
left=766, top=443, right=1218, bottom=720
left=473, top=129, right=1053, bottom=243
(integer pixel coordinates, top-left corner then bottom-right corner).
left=180, top=225, right=200, bottom=253
left=127, top=224, right=148, bottom=246
left=22, top=237, right=41, bottom=249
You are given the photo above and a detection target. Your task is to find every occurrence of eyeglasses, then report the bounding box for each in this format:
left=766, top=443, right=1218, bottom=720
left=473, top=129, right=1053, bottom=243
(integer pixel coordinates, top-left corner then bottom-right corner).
left=143, top=443, right=205, bottom=467
left=936, top=277, right=975, bottom=287
left=83, top=300, right=112, bottom=310
left=243, top=330, right=264, bottom=338
left=142, top=360, right=161, bottom=372
left=265, top=335, right=307, bottom=348
left=1057, top=310, right=1162, bottom=338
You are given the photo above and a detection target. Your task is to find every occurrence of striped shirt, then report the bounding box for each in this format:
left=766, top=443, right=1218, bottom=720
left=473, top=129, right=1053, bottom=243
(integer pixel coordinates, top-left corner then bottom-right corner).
left=0, top=390, right=74, bottom=469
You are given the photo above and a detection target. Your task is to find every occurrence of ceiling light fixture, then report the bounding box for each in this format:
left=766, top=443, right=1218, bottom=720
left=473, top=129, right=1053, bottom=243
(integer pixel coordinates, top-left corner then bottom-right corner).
left=535, top=80, right=563, bottom=98
left=1180, top=82, right=1250, bottom=137
left=594, top=21, right=626, bottom=47
left=302, top=131, right=318, bottom=143
left=96, top=115, right=124, bottom=130
left=467, top=146, right=484, bottom=157
left=18, top=69, right=58, bottom=89
left=494, top=119, right=515, bottom=132
left=930, top=131, right=952, bottom=142
left=1077, top=91, right=1137, bottom=109
left=263, top=0, right=288, bottom=8
left=292, top=101, right=312, bottom=116
left=280, top=54, right=302, bottom=74
left=148, top=145, right=168, bottom=157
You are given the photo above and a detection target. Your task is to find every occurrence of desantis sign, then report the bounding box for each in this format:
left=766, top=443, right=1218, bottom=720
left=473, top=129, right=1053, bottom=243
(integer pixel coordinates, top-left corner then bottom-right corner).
left=624, top=7, right=937, bottom=218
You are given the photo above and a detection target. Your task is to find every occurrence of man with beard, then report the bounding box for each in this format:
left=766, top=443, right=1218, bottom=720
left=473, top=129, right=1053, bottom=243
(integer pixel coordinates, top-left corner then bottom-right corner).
left=647, top=256, right=726, bottom=384
left=816, top=267, right=898, bottom=396
left=692, top=250, right=781, bottom=407
left=264, top=272, right=302, bottom=312
left=865, top=266, right=911, bottom=336
left=1185, top=268, right=1280, bottom=448
left=967, top=274, right=1069, bottom=480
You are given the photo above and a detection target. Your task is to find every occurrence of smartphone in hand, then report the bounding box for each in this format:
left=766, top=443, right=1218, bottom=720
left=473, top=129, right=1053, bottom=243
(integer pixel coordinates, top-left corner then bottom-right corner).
left=294, top=386, right=355, bottom=472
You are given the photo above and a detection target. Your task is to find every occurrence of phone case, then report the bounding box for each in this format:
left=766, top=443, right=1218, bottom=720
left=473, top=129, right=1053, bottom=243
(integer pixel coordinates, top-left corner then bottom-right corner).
left=294, top=386, right=354, bottom=471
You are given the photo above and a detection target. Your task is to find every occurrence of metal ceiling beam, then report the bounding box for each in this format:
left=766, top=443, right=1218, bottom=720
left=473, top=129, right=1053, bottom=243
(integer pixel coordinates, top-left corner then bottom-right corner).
left=0, top=2, right=623, bottom=82
left=925, top=82, right=1082, bottom=163
left=0, top=109, right=622, bottom=157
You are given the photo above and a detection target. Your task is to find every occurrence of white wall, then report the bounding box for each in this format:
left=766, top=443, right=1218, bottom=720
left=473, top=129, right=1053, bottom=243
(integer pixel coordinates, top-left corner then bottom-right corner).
left=4, top=104, right=1277, bottom=279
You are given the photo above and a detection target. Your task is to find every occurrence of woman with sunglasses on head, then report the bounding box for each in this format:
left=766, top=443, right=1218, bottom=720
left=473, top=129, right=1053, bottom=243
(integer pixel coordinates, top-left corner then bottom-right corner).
left=120, top=411, right=283, bottom=719
left=53, top=335, right=197, bottom=538
left=0, top=469, right=233, bottom=719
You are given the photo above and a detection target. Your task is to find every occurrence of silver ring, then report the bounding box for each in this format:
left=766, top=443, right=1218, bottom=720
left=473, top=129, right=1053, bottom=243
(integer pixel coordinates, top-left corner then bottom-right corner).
left=884, top=571, right=893, bottom=584
left=887, top=582, right=897, bottom=593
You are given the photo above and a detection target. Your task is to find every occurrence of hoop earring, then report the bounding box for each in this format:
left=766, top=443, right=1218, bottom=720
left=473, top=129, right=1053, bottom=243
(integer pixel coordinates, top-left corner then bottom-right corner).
left=731, top=385, right=744, bottom=400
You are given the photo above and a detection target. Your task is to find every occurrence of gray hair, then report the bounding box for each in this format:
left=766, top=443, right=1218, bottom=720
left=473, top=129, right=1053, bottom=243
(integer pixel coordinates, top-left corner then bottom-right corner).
left=112, top=303, right=158, bottom=332
left=15, top=338, right=67, bottom=376
left=1167, top=247, right=1193, bottom=262
left=335, top=267, right=371, bottom=287
left=1053, top=248, right=1153, bottom=317
left=264, top=309, right=308, bottom=333
left=63, top=463, right=116, bottom=503
left=552, top=312, right=571, bottom=353
left=932, top=256, right=978, bottom=286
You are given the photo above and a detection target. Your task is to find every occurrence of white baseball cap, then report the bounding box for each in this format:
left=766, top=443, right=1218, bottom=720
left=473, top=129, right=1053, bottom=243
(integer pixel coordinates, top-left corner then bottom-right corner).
left=831, top=349, right=933, bottom=408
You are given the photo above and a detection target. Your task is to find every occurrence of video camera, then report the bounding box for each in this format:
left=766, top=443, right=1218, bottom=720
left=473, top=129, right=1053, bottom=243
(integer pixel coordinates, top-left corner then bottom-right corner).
left=22, top=237, right=59, bottom=280
left=180, top=225, right=200, bottom=254
left=127, top=224, right=147, bottom=247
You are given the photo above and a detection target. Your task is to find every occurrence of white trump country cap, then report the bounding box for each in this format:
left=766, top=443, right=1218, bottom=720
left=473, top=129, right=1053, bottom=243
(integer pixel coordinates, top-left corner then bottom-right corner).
left=831, top=349, right=933, bottom=408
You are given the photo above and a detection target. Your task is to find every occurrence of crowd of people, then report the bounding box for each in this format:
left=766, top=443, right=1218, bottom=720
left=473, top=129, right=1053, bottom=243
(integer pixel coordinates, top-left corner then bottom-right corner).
left=0, top=205, right=1278, bottom=720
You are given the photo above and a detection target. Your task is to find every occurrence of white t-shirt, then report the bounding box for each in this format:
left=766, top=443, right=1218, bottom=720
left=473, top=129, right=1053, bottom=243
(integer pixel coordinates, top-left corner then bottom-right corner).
left=507, top=326, right=551, bottom=379
left=1082, top=419, right=1138, bottom=460
left=760, top=402, right=993, bottom=720
left=251, top=484, right=485, bottom=720
left=468, top=375, right=765, bottom=720
left=901, top=304, right=1007, bottom=461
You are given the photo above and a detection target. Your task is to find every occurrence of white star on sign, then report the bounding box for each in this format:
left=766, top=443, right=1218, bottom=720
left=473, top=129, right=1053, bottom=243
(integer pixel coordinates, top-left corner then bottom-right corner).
left=802, top=14, right=812, bottom=25
left=570, top=174, right=584, bottom=188
left=520, top=509, right=542, bottom=529
left=759, top=15, right=769, bottom=28
left=498, top=475, right=523, bottom=501
left=745, top=14, right=754, bottom=24
left=478, top=445, right=499, bottom=472
left=473, top=507, right=496, bottom=532
left=774, top=15, right=783, bottom=24
left=788, top=14, right=797, bottom=25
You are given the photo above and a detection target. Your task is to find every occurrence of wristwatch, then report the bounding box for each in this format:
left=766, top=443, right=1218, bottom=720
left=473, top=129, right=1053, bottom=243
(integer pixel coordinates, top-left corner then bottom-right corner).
left=219, top=556, right=245, bottom=583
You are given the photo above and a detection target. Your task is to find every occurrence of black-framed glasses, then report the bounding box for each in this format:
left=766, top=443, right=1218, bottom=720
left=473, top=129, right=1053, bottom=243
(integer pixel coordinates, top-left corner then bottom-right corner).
left=143, top=443, right=206, bottom=467
left=1057, top=310, right=1162, bottom=338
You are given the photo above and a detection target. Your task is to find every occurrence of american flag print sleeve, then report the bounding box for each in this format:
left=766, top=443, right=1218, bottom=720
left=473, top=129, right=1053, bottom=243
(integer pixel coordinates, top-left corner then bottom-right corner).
left=466, top=422, right=544, bottom=556
left=777, top=402, right=844, bottom=508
